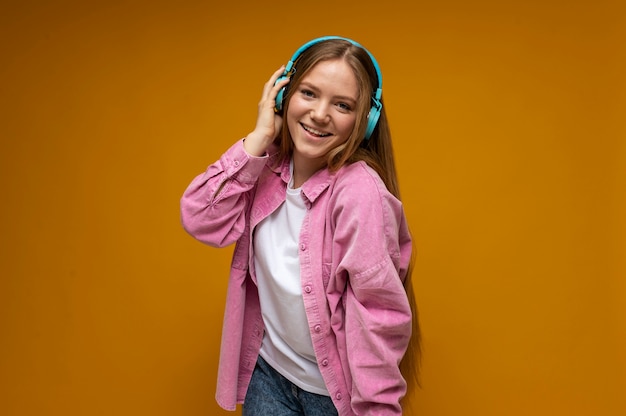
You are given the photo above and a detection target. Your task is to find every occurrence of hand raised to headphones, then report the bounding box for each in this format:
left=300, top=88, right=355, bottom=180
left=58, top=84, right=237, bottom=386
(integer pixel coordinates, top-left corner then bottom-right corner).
left=243, top=66, right=290, bottom=157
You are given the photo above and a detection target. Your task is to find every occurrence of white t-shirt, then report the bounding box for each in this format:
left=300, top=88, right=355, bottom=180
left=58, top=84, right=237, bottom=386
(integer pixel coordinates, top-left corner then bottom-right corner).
left=253, top=173, right=328, bottom=395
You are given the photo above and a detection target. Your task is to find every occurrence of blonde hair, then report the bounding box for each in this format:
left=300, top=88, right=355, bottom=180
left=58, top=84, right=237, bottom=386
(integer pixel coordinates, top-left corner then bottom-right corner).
left=277, top=38, right=422, bottom=396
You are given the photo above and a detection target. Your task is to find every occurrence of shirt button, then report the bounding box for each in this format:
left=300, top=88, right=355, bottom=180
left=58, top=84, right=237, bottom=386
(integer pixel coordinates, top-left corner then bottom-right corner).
left=314, top=325, right=321, bottom=333
left=304, top=286, right=312, bottom=293
left=321, top=359, right=329, bottom=366
left=300, top=243, right=306, bottom=251
left=234, top=160, right=240, bottom=166
left=335, top=393, right=342, bottom=400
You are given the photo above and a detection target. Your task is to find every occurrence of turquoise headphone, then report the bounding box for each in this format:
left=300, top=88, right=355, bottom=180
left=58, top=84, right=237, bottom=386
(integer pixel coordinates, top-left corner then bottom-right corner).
left=274, top=36, right=383, bottom=141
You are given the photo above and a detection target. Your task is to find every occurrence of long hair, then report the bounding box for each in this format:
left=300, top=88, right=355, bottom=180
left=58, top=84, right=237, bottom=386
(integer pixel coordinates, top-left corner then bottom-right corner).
left=277, top=38, right=422, bottom=396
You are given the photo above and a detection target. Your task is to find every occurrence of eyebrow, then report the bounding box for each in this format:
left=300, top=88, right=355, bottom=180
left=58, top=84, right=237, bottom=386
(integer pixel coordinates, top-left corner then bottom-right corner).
left=299, top=81, right=358, bottom=104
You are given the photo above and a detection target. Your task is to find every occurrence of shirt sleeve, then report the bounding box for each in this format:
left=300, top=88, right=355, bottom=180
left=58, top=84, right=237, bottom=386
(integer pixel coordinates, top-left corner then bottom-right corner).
left=331, top=164, right=413, bottom=415
left=180, top=139, right=268, bottom=247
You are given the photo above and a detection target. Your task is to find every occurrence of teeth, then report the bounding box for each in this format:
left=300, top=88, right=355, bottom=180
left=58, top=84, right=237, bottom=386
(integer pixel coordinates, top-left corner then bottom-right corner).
left=303, top=124, right=331, bottom=137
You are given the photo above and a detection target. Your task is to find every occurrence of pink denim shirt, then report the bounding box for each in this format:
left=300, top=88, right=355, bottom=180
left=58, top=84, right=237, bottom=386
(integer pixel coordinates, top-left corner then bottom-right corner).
left=180, top=139, right=413, bottom=415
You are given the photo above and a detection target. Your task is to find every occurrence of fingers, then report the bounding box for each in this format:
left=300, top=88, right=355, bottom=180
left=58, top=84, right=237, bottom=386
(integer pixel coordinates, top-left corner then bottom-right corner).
left=245, top=66, right=292, bottom=156
left=261, top=65, right=290, bottom=104
left=271, top=65, right=287, bottom=83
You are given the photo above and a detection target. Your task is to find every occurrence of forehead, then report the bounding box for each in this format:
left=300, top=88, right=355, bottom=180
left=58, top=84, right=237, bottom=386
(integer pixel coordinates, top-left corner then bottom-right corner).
left=300, top=59, right=359, bottom=99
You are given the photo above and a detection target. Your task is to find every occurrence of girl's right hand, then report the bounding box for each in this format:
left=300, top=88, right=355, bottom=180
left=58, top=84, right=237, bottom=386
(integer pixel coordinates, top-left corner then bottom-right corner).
left=243, top=66, right=291, bottom=157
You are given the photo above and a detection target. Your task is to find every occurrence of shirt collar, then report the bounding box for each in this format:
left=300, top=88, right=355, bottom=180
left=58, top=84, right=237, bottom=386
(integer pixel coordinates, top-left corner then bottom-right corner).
left=267, top=145, right=336, bottom=204
left=301, top=168, right=334, bottom=204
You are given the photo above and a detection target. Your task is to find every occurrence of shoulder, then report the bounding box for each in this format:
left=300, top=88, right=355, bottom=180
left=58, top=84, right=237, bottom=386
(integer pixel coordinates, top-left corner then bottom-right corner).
left=334, top=161, right=391, bottom=196
left=326, top=162, right=410, bottom=271
left=335, top=161, right=384, bottom=188
left=330, top=161, right=400, bottom=211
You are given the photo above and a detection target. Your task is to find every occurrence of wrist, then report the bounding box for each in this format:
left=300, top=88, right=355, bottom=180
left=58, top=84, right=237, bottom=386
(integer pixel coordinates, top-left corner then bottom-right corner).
left=243, top=131, right=271, bottom=157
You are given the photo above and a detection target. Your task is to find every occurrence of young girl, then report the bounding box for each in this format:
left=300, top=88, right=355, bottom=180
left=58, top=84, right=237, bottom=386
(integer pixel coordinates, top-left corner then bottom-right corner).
left=181, top=36, right=420, bottom=416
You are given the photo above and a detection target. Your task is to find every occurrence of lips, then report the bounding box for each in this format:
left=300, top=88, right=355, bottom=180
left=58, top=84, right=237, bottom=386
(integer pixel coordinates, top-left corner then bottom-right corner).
left=301, top=123, right=332, bottom=138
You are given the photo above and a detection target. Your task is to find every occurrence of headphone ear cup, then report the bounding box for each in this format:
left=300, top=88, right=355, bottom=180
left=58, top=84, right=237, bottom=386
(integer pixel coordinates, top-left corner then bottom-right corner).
left=274, top=76, right=289, bottom=112
left=364, top=104, right=381, bottom=140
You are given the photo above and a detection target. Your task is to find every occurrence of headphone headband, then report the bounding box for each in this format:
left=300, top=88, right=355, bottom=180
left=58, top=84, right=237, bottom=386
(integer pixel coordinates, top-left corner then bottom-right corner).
left=275, top=36, right=383, bottom=140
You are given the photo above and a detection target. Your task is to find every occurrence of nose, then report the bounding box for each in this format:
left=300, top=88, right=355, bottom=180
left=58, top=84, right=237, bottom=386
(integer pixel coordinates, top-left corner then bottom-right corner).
left=310, top=101, right=330, bottom=123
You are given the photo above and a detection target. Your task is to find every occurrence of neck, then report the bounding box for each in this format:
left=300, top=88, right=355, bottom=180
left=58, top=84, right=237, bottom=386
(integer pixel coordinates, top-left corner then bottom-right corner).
left=292, top=154, right=325, bottom=188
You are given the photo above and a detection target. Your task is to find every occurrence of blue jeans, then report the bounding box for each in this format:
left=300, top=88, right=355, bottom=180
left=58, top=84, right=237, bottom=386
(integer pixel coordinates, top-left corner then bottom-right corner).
left=243, top=355, right=339, bottom=416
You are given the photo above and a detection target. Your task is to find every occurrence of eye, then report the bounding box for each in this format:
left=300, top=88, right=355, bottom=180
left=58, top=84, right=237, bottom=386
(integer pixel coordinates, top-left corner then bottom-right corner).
left=336, top=102, right=352, bottom=112
left=300, top=89, right=315, bottom=98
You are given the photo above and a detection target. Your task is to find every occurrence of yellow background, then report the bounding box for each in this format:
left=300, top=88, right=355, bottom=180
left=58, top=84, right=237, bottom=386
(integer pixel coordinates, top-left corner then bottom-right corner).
left=1, top=0, right=624, bottom=415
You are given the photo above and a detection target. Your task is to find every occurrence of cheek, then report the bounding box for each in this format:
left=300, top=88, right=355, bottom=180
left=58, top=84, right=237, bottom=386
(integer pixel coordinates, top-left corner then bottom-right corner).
left=287, top=92, right=307, bottom=112
left=286, top=97, right=305, bottom=123
left=339, top=116, right=357, bottom=136
left=285, top=106, right=299, bottom=132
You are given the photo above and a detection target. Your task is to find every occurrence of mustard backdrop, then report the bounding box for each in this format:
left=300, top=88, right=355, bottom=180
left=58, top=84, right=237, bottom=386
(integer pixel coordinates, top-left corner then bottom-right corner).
left=1, top=0, right=624, bottom=415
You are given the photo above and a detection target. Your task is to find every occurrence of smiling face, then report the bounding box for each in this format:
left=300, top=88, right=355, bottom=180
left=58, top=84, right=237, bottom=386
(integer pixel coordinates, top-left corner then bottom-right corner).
left=286, top=58, right=359, bottom=180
